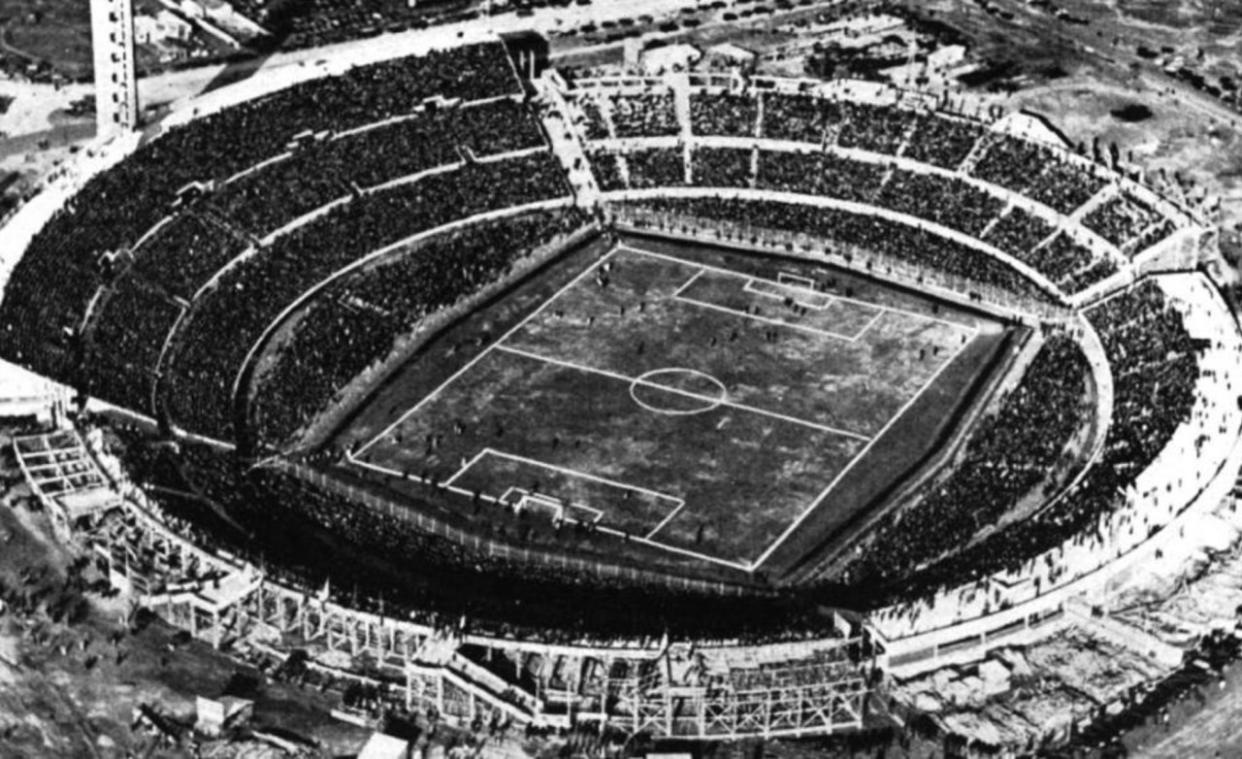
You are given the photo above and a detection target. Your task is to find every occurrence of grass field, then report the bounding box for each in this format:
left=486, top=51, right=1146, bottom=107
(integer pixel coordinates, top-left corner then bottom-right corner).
left=346, top=237, right=1007, bottom=570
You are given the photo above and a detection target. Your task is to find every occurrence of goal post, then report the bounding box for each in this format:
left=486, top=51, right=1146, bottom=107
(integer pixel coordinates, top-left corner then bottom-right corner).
left=513, top=491, right=567, bottom=522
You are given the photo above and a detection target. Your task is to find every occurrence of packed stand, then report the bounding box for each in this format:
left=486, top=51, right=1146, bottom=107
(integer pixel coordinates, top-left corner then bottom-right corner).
left=852, top=282, right=1200, bottom=606
left=1059, top=256, right=1119, bottom=294
left=251, top=209, right=588, bottom=444
left=1022, top=232, right=1112, bottom=293
left=689, top=91, right=758, bottom=137
left=899, top=114, right=984, bottom=169
left=625, top=148, right=687, bottom=189
left=970, top=135, right=1106, bottom=215
left=109, top=428, right=834, bottom=642
left=629, top=196, right=1047, bottom=300
left=84, top=278, right=183, bottom=414
left=1025, top=160, right=1107, bottom=215
left=875, top=170, right=1006, bottom=237
left=577, top=96, right=612, bottom=140
left=1083, top=193, right=1168, bottom=252
left=980, top=207, right=1057, bottom=268
left=755, top=150, right=886, bottom=203
left=129, top=213, right=247, bottom=300
left=761, top=93, right=835, bottom=144
left=839, top=335, right=1091, bottom=585
left=215, top=98, right=546, bottom=236
left=588, top=151, right=626, bottom=192
left=164, top=152, right=570, bottom=441
left=978, top=206, right=1109, bottom=291
left=969, top=135, right=1051, bottom=194
left=691, top=147, right=754, bottom=188
left=1128, top=218, right=1176, bottom=255
left=0, top=42, right=520, bottom=391
left=225, top=0, right=478, bottom=50
left=834, top=102, right=914, bottom=155
left=607, top=92, right=680, bottom=138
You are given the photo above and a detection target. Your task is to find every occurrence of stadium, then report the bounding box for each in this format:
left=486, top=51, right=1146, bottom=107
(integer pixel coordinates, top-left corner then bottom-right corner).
left=1, top=33, right=1240, bottom=745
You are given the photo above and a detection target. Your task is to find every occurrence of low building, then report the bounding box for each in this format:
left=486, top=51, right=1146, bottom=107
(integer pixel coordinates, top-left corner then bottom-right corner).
left=640, top=43, right=701, bottom=74
left=195, top=695, right=254, bottom=736
left=133, top=11, right=193, bottom=45
left=705, top=42, right=756, bottom=66
left=358, top=732, right=412, bottom=759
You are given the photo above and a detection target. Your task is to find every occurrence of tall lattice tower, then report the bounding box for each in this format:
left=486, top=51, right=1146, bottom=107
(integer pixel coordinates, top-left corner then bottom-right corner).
left=90, top=0, right=139, bottom=137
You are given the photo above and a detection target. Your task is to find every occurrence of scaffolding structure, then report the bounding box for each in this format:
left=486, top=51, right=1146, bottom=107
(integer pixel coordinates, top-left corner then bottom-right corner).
left=86, top=498, right=870, bottom=739
left=11, top=427, right=871, bottom=740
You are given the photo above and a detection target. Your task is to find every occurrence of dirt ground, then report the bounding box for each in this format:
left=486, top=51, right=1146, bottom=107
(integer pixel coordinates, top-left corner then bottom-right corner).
left=0, top=470, right=376, bottom=758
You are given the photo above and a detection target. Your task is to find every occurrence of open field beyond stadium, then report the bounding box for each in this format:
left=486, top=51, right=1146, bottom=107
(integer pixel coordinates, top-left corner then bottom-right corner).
left=347, top=239, right=1002, bottom=569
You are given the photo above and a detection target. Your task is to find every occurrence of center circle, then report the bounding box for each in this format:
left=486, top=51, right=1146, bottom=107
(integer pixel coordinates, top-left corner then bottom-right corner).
left=628, top=368, right=728, bottom=416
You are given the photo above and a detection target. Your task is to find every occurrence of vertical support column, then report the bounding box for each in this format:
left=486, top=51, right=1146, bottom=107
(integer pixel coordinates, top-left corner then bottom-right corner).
left=89, top=0, right=139, bottom=137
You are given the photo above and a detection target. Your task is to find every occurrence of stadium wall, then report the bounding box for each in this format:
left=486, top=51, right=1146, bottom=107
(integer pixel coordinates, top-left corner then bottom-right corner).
left=873, top=272, right=1242, bottom=677
left=611, top=197, right=1065, bottom=322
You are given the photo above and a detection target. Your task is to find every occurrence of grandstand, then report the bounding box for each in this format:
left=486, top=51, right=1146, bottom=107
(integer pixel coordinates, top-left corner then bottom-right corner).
left=0, top=38, right=1236, bottom=741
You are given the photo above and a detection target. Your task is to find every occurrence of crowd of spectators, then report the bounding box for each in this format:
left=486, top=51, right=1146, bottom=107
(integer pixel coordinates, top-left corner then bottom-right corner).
left=1024, top=160, right=1108, bottom=215
left=625, top=148, right=686, bottom=189
left=606, top=92, right=680, bottom=138
left=251, top=208, right=588, bottom=445
left=1083, top=193, right=1168, bottom=252
left=846, top=282, right=1200, bottom=606
left=587, top=150, right=625, bottom=192
left=835, top=101, right=914, bottom=155
left=1128, top=218, right=1176, bottom=255
left=970, top=135, right=1107, bottom=215
left=876, top=169, right=1006, bottom=237
left=899, top=114, right=984, bottom=169
left=840, top=334, right=1091, bottom=585
left=215, top=98, right=547, bottom=236
left=1059, top=256, right=1119, bottom=294
left=689, top=92, right=758, bottom=137
left=0, top=42, right=521, bottom=396
left=761, top=92, right=834, bottom=143
left=755, top=150, right=887, bottom=203
left=84, top=277, right=183, bottom=414
left=109, top=427, right=834, bottom=643
left=165, top=152, right=570, bottom=440
left=1018, top=231, right=1107, bottom=293
left=980, top=207, right=1058, bottom=268
left=969, top=135, right=1051, bottom=194
left=691, top=147, right=754, bottom=188
left=129, top=213, right=247, bottom=300
left=629, top=196, right=1047, bottom=300
left=577, top=97, right=612, bottom=140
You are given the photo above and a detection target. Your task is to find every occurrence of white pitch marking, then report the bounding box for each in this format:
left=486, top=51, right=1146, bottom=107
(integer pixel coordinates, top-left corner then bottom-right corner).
left=442, top=448, right=491, bottom=487
left=673, top=291, right=862, bottom=343
left=776, top=271, right=816, bottom=289
left=482, top=448, right=686, bottom=507
left=496, top=343, right=872, bottom=441
left=670, top=268, right=705, bottom=299
left=352, top=246, right=620, bottom=457
left=743, top=277, right=835, bottom=311
left=749, top=323, right=980, bottom=568
left=851, top=310, right=886, bottom=341
left=615, top=242, right=973, bottom=331
left=644, top=500, right=689, bottom=539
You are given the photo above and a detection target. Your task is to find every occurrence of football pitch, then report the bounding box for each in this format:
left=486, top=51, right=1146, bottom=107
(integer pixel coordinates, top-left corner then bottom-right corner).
left=349, top=240, right=994, bottom=569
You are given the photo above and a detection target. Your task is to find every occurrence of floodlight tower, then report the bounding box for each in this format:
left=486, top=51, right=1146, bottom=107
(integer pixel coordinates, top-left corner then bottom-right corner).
left=90, top=0, right=139, bottom=138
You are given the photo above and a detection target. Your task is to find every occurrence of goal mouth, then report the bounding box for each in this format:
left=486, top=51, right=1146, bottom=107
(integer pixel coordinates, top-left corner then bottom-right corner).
left=512, top=491, right=567, bottom=522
